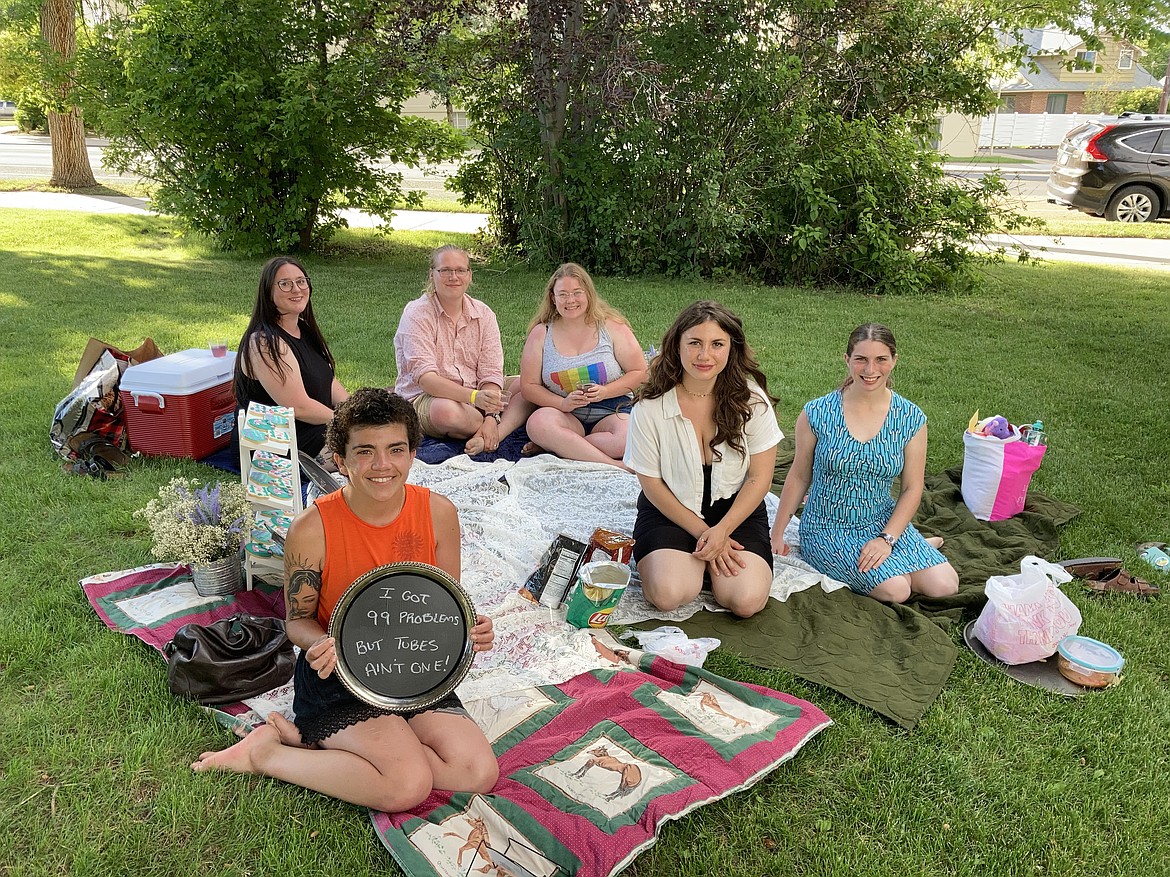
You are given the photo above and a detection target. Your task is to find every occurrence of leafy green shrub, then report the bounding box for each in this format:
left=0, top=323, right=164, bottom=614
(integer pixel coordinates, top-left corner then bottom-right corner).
left=82, top=0, right=466, bottom=254
left=455, top=0, right=1021, bottom=292
left=1085, top=87, right=1163, bottom=115
left=13, top=100, right=45, bottom=132
left=1111, top=87, right=1164, bottom=115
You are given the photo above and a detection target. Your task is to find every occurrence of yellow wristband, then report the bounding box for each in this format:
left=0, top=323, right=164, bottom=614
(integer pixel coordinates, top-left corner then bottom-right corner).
left=470, top=389, right=478, bottom=406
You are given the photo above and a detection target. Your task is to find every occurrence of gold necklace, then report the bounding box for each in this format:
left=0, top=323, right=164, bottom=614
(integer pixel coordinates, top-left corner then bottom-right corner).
left=681, top=385, right=711, bottom=398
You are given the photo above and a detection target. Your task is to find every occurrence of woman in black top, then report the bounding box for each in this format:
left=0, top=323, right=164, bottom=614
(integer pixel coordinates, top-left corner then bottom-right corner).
left=233, top=257, right=348, bottom=457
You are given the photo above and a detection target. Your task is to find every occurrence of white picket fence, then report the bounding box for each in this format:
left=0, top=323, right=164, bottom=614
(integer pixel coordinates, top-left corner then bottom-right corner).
left=978, top=112, right=1110, bottom=148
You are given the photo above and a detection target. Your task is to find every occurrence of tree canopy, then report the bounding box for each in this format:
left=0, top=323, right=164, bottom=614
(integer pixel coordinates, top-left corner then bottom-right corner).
left=447, top=0, right=1169, bottom=291
left=82, top=0, right=468, bottom=252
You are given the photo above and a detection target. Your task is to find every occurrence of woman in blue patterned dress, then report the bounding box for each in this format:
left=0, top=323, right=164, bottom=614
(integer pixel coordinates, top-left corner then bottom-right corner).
left=770, top=324, right=958, bottom=603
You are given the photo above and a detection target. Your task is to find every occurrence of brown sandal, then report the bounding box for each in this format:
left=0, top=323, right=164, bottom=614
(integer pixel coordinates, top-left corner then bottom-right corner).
left=1060, top=557, right=1159, bottom=597
left=1059, top=557, right=1124, bottom=579
left=1085, top=569, right=1159, bottom=597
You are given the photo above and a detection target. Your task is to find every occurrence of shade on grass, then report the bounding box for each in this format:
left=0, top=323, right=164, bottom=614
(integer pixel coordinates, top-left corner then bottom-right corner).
left=0, top=209, right=1167, bottom=876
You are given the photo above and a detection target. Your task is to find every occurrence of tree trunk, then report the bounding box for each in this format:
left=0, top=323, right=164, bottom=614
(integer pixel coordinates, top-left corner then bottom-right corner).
left=528, top=0, right=574, bottom=260
left=1160, top=53, right=1170, bottom=115
left=40, top=0, right=97, bottom=188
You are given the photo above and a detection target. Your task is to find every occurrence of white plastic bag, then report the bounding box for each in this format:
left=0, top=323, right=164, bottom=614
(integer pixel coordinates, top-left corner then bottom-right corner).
left=972, top=556, right=1081, bottom=665
left=623, top=626, right=720, bottom=667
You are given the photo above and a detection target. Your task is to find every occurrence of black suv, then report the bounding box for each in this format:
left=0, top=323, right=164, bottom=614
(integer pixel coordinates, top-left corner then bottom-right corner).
left=1046, top=113, right=1170, bottom=222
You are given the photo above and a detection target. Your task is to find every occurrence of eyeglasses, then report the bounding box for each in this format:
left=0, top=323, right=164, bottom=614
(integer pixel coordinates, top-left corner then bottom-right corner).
left=554, top=291, right=586, bottom=301
left=275, top=277, right=310, bottom=292
left=434, top=267, right=471, bottom=278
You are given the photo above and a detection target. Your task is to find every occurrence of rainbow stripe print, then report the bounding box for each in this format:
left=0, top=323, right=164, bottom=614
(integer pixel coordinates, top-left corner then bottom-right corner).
left=551, top=362, right=609, bottom=394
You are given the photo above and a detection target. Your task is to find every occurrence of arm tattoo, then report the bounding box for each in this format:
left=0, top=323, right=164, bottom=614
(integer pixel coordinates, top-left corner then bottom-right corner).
left=285, top=551, right=323, bottom=622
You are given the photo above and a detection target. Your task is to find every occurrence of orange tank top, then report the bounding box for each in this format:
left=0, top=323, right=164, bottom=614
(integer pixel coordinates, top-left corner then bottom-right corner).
left=314, top=484, right=437, bottom=629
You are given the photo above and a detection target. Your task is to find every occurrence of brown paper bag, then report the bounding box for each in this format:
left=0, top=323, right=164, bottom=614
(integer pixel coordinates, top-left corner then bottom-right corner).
left=52, top=338, right=166, bottom=463
left=71, top=337, right=163, bottom=387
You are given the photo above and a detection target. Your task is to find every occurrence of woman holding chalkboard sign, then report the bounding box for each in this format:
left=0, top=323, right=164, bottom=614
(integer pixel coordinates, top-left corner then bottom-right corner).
left=192, top=389, right=499, bottom=812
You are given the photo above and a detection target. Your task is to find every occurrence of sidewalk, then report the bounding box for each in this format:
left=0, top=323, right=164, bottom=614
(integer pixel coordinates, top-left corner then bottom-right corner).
left=980, top=233, right=1170, bottom=269
left=0, top=190, right=488, bottom=234
left=2, top=190, right=1167, bottom=270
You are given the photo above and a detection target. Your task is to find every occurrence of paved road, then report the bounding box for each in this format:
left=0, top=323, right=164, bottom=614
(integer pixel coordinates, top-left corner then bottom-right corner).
left=944, top=149, right=1055, bottom=197
left=0, top=132, right=120, bottom=180
left=0, top=131, right=461, bottom=193
left=4, top=128, right=1054, bottom=193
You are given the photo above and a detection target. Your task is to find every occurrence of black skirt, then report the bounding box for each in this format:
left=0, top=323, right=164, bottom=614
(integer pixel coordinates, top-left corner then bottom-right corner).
left=292, top=651, right=465, bottom=746
left=631, top=466, right=772, bottom=569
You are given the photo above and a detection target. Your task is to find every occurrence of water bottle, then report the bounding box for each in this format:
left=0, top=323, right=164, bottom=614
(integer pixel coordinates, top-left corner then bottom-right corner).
left=1021, top=420, right=1046, bottom=446
left=1141, top=545, right=1170, bottom=573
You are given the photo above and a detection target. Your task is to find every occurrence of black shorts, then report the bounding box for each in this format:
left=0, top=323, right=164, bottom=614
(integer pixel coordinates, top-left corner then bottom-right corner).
left=631, top=490, right=773, bottom=569
left=571, top=396, right=631, bottom=433
left=292, top=651, right=466, bottom=746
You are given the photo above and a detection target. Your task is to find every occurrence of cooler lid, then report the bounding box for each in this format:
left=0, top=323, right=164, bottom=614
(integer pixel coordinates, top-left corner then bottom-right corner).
left=121, top=348, right=236, bottom=395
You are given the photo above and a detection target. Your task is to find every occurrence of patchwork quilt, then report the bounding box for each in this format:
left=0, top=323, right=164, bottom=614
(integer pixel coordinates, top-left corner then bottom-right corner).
left=373, top=656, right=830, bottom=877
left=81, top=561, right=831, bottom=876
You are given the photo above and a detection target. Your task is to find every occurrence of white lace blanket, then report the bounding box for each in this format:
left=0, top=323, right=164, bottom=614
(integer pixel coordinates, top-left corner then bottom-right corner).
left=407, top=454, right=847, bottom=703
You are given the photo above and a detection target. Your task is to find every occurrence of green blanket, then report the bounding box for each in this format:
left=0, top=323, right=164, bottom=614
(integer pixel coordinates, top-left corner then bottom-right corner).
left=657, top=439, right=1081, bottom=731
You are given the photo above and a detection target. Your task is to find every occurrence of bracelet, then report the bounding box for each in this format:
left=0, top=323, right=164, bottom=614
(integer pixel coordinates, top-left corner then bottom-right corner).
left=879, top=532, right=897, bottom=547
left=470, top=389, right=478, bottom=406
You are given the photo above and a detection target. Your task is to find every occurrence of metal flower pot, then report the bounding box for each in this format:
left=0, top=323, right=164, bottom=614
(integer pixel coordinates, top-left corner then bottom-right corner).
left=191, top=552, right=243, bottom=597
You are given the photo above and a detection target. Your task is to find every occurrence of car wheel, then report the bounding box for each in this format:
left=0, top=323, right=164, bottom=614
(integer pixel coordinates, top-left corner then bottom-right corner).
left=1105, top=186, right=1161, bottom=223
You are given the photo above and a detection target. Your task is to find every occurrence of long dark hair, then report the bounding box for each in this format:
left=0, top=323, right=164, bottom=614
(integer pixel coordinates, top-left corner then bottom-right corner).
left=233, top=256, right=336, bottom=404
left=638, top=300, right=776, bottom=460
left=841, top=322, right=897, bottom=390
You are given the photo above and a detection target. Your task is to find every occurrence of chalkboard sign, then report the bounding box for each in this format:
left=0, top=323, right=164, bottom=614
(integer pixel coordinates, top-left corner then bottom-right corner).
left=328, top=562, right=475, bottom=712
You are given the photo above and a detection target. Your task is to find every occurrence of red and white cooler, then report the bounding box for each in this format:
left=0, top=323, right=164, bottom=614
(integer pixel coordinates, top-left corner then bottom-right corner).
left=120, top=348, right=237, bottom=458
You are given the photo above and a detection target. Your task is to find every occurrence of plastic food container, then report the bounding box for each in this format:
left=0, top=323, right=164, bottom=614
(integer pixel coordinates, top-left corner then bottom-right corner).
left=1056, top=636, right=1124, bottom=688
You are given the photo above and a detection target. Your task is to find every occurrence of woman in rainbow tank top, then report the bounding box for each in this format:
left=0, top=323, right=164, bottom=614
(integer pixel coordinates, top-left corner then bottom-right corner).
left=519, top=263, right=647, bottom=468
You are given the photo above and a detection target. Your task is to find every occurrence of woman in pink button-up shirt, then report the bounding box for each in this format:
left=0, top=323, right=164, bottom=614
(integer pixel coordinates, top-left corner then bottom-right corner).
left=393, top=245, right=532, bottom=455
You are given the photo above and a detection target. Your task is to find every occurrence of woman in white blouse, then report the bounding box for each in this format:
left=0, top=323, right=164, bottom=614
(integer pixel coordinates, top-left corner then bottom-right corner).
left=623, top=301, right=782, bottom=618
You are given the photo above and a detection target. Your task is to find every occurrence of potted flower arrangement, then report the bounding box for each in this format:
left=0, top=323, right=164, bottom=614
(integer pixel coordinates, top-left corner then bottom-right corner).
left=136, top=478, right=250, bottom=596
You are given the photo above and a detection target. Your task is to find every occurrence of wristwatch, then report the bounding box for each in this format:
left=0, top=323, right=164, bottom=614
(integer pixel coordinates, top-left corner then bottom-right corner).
left=879, top=532, right=897, bottom=547
left=490, top=413, right=502, bottom=424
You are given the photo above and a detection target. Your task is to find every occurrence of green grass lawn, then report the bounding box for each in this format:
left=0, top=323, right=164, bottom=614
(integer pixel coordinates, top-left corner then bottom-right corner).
left=0, top=177, right=155, bottom=198
left=1, top=210, right=1167, bottom=876
left=1012, top=197, right=1170, bottom=239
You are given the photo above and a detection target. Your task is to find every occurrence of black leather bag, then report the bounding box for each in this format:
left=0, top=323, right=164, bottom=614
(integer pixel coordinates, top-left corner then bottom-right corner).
left=164, top=614, right=295, bottom=705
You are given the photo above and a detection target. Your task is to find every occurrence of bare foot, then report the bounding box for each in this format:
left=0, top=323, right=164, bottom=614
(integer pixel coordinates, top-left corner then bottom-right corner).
left=191, top=723, right=280, bottom=774
left=464, top=435, right=486, bottom=456
left=926, top=536, right=945, bottom=549
left=267, top=711, right=313, bottom=749
left=521, top=441, right=543, bottom=457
